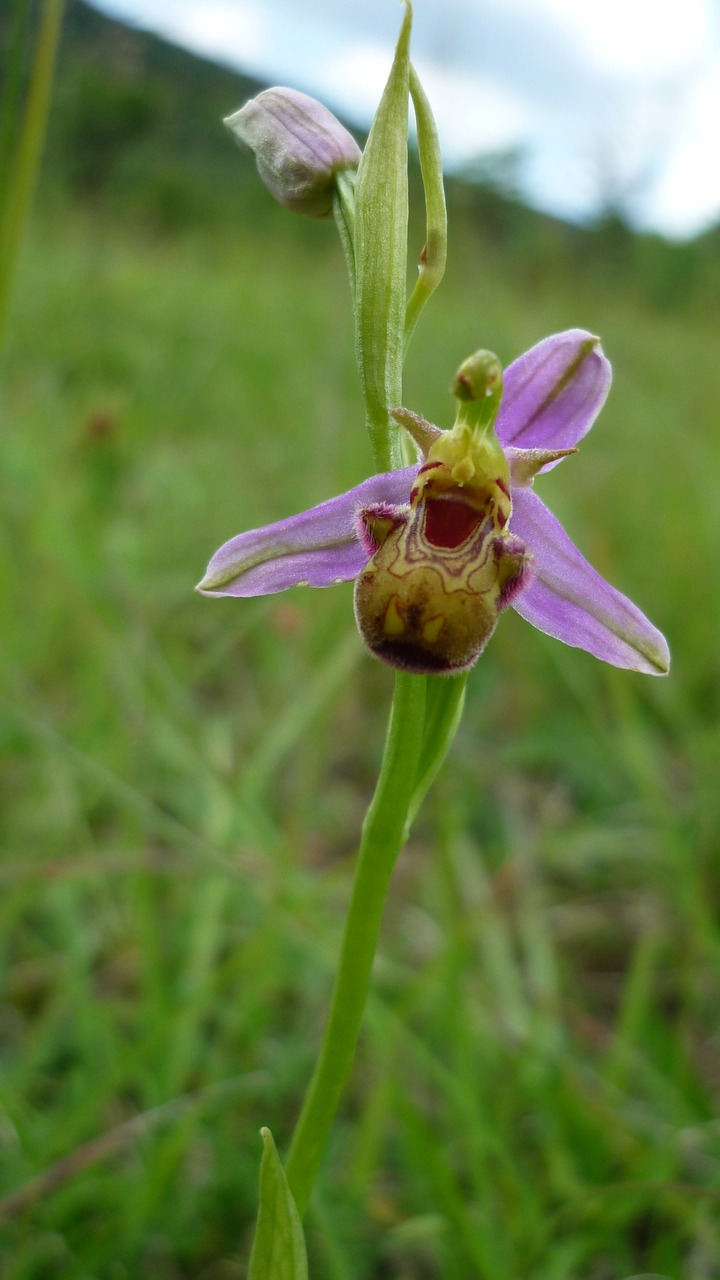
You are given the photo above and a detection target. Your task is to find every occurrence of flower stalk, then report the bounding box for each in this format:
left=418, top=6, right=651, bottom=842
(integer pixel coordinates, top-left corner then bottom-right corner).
left=332, top=167, right=357, bottom=299
left=285, top=670, right=427, bottom=1215
left=283, top=1, right=466, bottom=1214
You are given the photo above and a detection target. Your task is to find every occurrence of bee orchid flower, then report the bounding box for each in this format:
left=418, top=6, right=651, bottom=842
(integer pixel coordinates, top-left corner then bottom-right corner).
left=197, top=329, right=669, bottom=678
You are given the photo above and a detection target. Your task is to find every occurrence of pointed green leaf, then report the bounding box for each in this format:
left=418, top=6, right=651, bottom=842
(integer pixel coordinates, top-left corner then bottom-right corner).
left=248, top=1128, right=309, bottom=1280
left=353, top=0, right=412, bottom=472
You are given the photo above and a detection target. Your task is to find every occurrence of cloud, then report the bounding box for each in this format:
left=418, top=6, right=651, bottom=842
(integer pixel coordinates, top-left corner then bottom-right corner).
left=644, top=65, right=720, bottom=236
left=173, top=1, right=267, bottom=64
left=508, top=0, right=712, bottom=76
left=91, top=0, right=720, bottom=235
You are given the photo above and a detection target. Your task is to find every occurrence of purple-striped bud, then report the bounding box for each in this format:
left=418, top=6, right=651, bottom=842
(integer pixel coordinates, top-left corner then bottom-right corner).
left=225, top=87, right=362, bottom=218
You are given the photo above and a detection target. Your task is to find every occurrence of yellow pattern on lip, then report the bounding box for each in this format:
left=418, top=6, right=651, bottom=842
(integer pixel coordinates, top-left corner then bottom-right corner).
left=383, top=596, right=406, bottom=636
left=422, top=614, right=445, bottom=644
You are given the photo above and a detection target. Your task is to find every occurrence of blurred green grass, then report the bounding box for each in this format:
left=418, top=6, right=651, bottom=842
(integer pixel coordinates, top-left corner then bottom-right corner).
left=2, top=15, right=720, bottom=1274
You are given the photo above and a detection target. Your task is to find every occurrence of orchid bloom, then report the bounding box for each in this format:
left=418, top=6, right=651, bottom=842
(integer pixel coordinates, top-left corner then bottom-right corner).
left=197, top=330, right=669, bottom=678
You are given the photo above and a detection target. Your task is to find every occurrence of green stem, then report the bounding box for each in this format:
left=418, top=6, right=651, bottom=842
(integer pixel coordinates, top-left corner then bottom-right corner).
left=0, top=0, right=33, bottom=183
left=409, top=673, right=467, bottom=825
left=0, top=0, right=65, bottom=356
left=285, top=670, right=427, bottom=1216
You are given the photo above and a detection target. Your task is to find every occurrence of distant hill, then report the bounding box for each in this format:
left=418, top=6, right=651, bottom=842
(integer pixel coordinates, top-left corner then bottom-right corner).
left=18, top=1, right=562, bottom=239
left=31, top=0, right=270, bottom=226
left=6, top=0, right=716, bottom=309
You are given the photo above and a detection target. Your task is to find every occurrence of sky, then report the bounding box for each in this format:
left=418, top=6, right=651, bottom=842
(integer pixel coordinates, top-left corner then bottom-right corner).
left=94, top=0, right=720, bottom=239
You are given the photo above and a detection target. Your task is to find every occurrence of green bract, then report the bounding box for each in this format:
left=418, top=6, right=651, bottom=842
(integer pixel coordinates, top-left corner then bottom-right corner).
left=352, top=0, right=412, bottom=471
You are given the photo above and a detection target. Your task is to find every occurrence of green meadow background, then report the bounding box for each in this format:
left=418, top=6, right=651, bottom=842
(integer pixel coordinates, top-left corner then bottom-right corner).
left=2, top=3, right=720, bottom=1277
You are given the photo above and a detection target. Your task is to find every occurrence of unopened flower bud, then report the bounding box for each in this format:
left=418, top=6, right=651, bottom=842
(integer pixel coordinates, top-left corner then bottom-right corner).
left=225, top=87, right=362, bottom=218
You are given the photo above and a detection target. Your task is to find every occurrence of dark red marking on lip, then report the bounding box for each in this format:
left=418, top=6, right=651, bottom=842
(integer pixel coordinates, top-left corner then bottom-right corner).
left=496, top=476, right=510, bottom=500
left=417, top=460, right=444, bottom=476
left=496, top=507, right=508, bottom=528
left=424, top=498, right=482, bottom=549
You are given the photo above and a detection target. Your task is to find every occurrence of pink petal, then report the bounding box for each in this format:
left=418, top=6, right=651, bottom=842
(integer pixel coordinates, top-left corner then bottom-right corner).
left=510, top=488, right=670, bottom=674
left=498, top=330, right=611, bottom=466
left=197, top=468, right=417, bottom=597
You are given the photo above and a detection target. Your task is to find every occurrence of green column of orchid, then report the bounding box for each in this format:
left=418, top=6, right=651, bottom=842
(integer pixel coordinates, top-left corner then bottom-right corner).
left=284, top=0, right=469, bottom=1221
